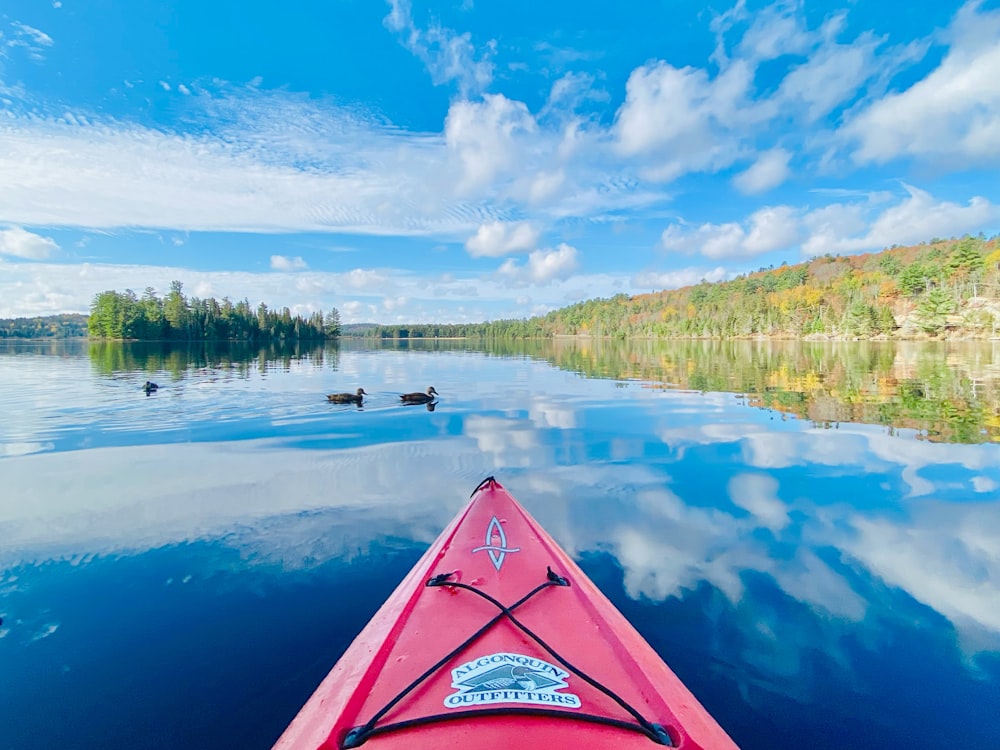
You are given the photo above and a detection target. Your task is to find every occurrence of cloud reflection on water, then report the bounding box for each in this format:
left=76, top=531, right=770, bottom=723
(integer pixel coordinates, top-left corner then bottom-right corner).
left=2, top=386, right=998, bottom=668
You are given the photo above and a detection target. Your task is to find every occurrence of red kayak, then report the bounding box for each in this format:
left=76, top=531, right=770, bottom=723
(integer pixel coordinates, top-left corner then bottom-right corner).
left=274, top=477, right=739, bottom=749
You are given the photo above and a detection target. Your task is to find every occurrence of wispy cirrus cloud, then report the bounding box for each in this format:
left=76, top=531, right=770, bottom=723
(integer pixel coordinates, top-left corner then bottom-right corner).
left=383, top=0, right=494, bottom=96
left=7, top=21, right=55, bottom=61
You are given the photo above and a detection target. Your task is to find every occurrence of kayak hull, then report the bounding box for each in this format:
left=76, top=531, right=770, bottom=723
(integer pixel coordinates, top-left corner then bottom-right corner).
left=274, top=477, right=739, bottom=749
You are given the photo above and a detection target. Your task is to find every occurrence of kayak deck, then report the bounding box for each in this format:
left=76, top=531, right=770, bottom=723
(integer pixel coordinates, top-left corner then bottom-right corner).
left=274, top=477, right=739, bottom=749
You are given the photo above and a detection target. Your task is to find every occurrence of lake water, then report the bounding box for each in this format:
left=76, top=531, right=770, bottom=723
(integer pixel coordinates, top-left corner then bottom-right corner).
left=1, top=338, right=999, bottom=749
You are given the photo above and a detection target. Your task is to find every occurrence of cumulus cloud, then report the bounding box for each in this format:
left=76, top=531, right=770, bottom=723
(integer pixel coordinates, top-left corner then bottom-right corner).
left=613, top=59, right=753, bottom=181
left=663, top=186, right=998, bottom=261
left=733, top=148, right=791, bottom=194
left=614, top=2, right=889, bottom=184
left=801, top=185, right=999, bottom=257
left=464, top=220, right=540, bottom=257
left=0, top=227, right=58, bottom=260
left=270, top=255, right=307, bottom=271
left=445, top=94, right=538, bottom=192
left=497, top=243, right=579, bottom=286
left=632, top=266, right=729, bottom=290
left=845, top=1, right=1000, bottom=164
left=662, top=205, right=801, bottom=260
left=343, top=268, right=389, bottom=291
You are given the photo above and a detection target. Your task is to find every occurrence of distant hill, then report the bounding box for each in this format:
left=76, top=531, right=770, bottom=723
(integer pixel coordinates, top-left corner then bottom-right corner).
left=341, top=323, right=381, bottom=336
left=537, top=234, right=1000, bottom=340
left=349, top=234, right=1000, bottom=340
left=0, top=313, right=89, bottom=338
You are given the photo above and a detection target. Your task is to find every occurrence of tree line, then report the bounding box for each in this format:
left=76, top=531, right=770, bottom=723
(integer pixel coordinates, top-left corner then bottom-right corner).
left=87, top=281, right=341, bottom=341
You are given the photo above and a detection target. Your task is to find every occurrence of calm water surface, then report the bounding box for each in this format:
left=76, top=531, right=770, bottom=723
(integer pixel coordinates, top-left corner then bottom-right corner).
left=1, top=339, right=999, bottom=749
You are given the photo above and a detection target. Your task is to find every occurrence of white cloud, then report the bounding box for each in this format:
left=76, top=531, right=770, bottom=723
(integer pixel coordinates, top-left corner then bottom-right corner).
left=0, top=226, right=58, bottom=260
left=0, top=97, right=508, bottom=235
left=734, top=2, right=814, bottom=62
left=178, top=84, right=190, bottom=96
left=801, top=185, right=999, bottom=257
left=728, top=473, right=789, bottom=531
left=159, top=80, right=171, bottom=92
left=632, top=266, right=729, bottom=290
left=526, top=170, right=566, bottom=204
left=343, top=268, right=388, bottom=291
left=663, top=186, right=998, bottom=262
left=972, top=476, right=997, bottom=493
left=270, top=255, right=307, bottom=271
left=733, top=148, right=791, bottom=194
left=778, top=30, right=884, bottom=122
left=662, top=205, right=801, bottom=260
left=497, top=243, right=579, bottom=286
left=382, top=295, right=408, bottom=312
left=613, top=59, right=753, bottom=181
left=745, top=205, right=802, bottom=253
left=546, top=72, right=608, bottom=113
left=845, top=1, right=1000, bottom=164
left=8, top=22, right=54, bottom=61
left=464, top=220, right=540, bottom=257
left=445, top=94, right=537, bottom=192
left=383, top=0, right=493, bottom=95
left=843, top=503, right=1000, bottom=637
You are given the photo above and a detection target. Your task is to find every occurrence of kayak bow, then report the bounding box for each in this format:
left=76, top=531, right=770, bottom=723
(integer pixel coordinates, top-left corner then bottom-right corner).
left=274, top=477, right=739, bottom=749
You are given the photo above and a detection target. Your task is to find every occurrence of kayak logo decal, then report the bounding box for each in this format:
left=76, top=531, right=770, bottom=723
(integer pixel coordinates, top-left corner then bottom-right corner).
left=444, top=653, right=581, bottom=709
left=471, top=516, right=520, bottom=571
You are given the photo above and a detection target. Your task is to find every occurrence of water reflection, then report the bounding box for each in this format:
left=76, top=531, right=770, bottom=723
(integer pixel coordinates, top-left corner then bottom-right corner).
left=87, top=339, right=339, bottom=377
left=1, top=340, right=998, bottom=749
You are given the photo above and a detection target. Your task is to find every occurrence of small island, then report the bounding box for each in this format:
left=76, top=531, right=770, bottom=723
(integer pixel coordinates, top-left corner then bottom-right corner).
left=86, top=281, right=341, bottom=341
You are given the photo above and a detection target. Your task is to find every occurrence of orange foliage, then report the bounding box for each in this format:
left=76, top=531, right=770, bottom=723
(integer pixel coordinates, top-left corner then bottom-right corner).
left=767, top=286, right=824, bottom=313
left=879, top=279, right=899, bottom=299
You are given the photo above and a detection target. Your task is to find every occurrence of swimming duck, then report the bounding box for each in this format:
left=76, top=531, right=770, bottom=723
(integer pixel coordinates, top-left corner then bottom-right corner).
left=400, top=386, right=438, bottom=404
left=327, top=388, right=367, bottom=405
left=143, top=381, right=159, bottom=395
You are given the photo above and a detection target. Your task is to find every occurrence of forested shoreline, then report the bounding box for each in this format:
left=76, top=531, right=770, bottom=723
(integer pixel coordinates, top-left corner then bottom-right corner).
left=346, top=235, right=1000, bottom=341
left=5, top=235, right=1000, bottom=340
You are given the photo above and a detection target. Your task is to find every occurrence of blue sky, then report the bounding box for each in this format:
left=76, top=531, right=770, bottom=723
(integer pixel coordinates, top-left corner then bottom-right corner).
left=1, top=0, right=999, bottom=323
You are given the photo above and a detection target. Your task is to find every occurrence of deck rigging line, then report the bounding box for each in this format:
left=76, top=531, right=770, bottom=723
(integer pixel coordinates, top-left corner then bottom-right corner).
left=342, top=566, right=674, bottom=748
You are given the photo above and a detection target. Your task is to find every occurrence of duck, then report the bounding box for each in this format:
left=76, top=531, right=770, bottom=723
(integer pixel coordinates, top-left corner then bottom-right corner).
left=143, top=381, right=159, bottom=395
left=327, top=388, right=367, bottom=405
left=400, top=386, right=438, bottom=405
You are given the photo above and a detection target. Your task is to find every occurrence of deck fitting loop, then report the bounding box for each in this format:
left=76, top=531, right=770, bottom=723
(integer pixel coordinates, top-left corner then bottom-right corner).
left=427, top=572, right=454, bottom=586
left=546, top=566, right=569, bottom=586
